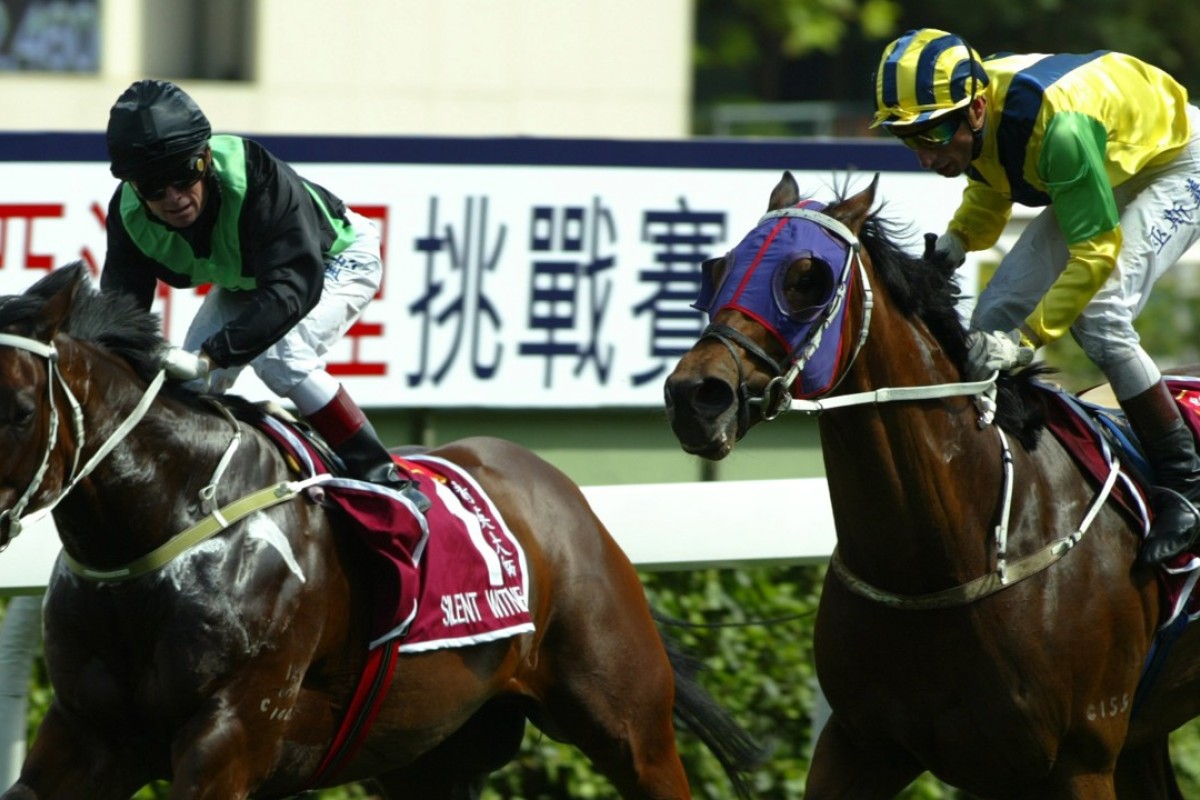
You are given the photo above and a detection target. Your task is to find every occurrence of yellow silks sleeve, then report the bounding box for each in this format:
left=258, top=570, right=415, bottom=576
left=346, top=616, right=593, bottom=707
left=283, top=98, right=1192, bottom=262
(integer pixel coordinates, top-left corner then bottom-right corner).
left=1023, top=228, right=1120, bottom=346
left=946, top=180, right=1012, bottom=252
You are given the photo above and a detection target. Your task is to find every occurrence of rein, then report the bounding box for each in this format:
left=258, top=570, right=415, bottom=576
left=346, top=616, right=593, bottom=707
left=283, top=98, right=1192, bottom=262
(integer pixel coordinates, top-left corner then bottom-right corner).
left=0, top=332, right=166, bottom=546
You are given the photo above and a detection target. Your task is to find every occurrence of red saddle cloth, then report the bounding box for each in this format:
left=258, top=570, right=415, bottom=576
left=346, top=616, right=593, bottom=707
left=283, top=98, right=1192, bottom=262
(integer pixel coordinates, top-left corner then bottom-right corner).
left=256, top=416, right=534, bottom=650
left=1039, top=378, right=1200, bottom=629
left=324, top=453, right=535, bottom=650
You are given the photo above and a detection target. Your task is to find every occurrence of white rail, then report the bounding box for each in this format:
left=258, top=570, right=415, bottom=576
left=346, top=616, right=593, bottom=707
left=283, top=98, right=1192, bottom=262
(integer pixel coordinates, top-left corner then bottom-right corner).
left=0, top=478, right=836, bottom=786
left=0, top=478, right=836, bottom=593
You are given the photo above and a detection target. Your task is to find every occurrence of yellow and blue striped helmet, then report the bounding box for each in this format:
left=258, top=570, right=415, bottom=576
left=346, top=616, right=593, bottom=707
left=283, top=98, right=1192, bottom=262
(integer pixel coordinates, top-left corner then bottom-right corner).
left=871, top=29, right=988, bottom=129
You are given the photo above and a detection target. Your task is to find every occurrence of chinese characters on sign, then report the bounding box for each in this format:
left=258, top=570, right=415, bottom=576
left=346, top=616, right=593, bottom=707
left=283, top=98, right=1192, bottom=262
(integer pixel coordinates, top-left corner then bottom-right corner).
left=0, top=160, right=954, bottom=407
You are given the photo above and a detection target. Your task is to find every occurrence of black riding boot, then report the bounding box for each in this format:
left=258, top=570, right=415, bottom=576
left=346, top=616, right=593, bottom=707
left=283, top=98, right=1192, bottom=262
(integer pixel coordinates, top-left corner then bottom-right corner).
left=333, top=426, right=432, bottom=513
left=306, top=386, right=432, bottom=514
left=1121, top=380, right=1200, bottom=564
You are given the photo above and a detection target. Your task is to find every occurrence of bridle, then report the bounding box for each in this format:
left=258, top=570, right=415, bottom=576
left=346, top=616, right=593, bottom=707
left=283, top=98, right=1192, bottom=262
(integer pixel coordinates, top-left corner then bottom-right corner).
left=0, top=332, right=166, bottom=548
left=702, top=207, right=999, bottom=425
left=699, top=206, right=873, bottom=431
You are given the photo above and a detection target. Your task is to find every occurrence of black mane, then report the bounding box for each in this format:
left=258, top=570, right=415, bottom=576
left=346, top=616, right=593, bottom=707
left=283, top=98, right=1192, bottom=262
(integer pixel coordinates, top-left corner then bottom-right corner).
left=854, top=207, right=1048, bottom=449
left=0, top=262, right=167, bottom=382
left=0, top=262, right=265, bottom=421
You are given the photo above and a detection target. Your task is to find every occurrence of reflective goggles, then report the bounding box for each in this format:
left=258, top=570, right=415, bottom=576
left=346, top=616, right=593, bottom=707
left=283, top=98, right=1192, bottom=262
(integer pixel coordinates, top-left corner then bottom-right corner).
left=893, top=113, right=962, bottom=151
left=133, top=153, right=208, bottom=201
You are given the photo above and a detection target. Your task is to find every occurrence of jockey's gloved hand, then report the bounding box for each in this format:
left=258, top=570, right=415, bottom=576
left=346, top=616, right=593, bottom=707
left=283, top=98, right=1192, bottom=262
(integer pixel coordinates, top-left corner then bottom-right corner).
left=934, top=232, right=967, bottom=268
left=965, top=329, right=1035, bottom=380
left=161, top=346, right=212, bottom=382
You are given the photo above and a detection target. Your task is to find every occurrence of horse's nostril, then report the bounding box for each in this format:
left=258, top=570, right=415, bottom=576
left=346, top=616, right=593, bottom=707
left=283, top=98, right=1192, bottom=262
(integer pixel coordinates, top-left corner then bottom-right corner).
left=693, top=377, right=735, bottom=415
left=666, top=374, right=737, bottom=422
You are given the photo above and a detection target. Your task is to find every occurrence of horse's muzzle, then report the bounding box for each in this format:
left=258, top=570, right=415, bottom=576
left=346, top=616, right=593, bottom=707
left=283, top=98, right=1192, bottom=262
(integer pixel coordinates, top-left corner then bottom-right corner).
left=663, top=375, right=740, bottom=459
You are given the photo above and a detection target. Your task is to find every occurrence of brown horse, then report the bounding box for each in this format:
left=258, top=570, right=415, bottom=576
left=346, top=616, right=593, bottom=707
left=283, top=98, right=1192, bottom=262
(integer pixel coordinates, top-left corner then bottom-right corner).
left=0, top=262, right=761, bottom=800
left=663, top=171, right=1200, bottom=799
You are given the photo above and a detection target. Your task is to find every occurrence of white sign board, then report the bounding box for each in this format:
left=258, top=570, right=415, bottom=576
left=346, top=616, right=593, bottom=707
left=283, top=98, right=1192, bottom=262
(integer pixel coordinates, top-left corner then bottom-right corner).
left=0, top=134, right=974, bottom=408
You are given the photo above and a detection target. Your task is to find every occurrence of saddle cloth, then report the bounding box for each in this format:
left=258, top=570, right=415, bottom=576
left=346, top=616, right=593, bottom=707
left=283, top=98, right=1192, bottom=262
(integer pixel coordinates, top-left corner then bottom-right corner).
left=1037, top=377, right=1200, bottom=630
left=254, top=416, right=535, bottom=789
left=256, top=415, right=534, bottom=651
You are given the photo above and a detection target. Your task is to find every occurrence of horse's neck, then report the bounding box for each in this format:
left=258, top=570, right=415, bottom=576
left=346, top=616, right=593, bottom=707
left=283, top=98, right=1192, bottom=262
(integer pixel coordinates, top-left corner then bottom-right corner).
left=820, top=313, right=1000, bottom=586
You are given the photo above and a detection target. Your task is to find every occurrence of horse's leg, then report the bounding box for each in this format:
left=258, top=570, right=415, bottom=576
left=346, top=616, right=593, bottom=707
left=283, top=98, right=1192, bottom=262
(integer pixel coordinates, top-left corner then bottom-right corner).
left=374, top=770, right=484, bottom=800
left=0, top=704, right=148, bottom=800
left=164, top=712, right=258, bottom=800
left=531, top=546, right=691, bottom=799
left=803, top=715, right=921, bottom=799
left=1114, top=739, right=1184, bottom=800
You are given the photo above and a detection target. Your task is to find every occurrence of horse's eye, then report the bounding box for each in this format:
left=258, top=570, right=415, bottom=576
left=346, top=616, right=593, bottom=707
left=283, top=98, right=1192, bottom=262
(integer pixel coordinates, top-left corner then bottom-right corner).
left=776, top=258, right=835, bottom=322
left=1, top=402, right=35, bottom=431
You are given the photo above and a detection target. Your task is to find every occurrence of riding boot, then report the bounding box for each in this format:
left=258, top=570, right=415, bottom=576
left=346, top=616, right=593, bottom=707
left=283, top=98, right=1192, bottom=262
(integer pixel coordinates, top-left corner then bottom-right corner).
left=305, top=386, right=432, bottom=514
left=1120, top=380, right=1200, bottom=564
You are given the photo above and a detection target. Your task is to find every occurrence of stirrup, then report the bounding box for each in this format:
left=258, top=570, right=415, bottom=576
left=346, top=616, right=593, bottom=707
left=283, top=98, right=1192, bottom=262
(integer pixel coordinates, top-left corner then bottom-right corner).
left=1139, top=487, right=1200, bottom=565
left=382, top=465, right=432, bottom=514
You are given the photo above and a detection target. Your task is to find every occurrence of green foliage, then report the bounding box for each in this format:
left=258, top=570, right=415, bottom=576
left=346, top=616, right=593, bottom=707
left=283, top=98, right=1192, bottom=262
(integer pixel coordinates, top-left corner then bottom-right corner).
left=692, top=0, right=1200, bottom=137
left=1173, top=717, right=1200, bottom=798
left=6, top=570, right=1200, bottom=796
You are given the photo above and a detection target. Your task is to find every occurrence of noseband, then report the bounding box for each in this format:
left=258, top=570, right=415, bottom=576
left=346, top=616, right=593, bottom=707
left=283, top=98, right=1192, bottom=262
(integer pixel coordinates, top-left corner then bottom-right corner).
left=0, top=332, right=166, bottom=548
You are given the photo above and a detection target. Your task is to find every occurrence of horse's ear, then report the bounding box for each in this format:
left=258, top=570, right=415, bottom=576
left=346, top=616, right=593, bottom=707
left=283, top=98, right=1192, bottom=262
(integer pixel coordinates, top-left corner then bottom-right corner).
left=767, top=171, right=800, bottom=212
left=831, top=173, right=879, bottom=235
left=34, top=264, right=86, bottom=340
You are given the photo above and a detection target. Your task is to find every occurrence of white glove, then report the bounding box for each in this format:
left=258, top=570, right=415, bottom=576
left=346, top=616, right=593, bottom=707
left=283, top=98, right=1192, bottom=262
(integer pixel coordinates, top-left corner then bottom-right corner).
left=935, top=232, right=967, bottom=268
left=161, top=347, right=211, bottom=382
left=965, top=329, right=1035, bottom=380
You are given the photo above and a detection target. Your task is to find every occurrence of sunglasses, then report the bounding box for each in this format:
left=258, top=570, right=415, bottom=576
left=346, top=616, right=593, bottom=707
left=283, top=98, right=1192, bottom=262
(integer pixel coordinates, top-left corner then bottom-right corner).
left=894, top=113, right=963, bottom=151
left=133, top=154, right=208, bottom=201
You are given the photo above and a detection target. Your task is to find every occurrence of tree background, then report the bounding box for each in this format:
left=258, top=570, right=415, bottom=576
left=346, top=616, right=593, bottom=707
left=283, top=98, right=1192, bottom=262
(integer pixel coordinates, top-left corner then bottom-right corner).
left=693, top=0, right=1200, bottom=134
left=11, top=2, right=1200, bottom=798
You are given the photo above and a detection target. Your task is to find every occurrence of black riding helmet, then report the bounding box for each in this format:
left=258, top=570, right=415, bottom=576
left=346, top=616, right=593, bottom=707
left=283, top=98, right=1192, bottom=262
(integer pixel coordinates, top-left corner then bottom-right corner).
left=107, top=79, right=211, bottom=181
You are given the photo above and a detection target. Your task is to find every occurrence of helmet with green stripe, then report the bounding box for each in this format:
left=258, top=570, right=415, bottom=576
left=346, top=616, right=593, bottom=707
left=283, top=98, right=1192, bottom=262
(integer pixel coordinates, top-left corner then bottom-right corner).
left=871, top=28, right=988, bottom=130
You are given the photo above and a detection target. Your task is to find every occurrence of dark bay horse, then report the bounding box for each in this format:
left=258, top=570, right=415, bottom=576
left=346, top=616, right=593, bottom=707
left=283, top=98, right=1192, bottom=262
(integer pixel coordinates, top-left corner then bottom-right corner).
left=0, top=262, right=761, bottom=800
left=663, top=171, right=1200, bottom=799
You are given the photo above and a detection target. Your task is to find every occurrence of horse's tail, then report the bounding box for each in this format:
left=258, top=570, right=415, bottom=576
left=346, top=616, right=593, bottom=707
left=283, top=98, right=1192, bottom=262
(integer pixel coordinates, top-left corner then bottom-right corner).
left=661, top=630, right=768, bottom=799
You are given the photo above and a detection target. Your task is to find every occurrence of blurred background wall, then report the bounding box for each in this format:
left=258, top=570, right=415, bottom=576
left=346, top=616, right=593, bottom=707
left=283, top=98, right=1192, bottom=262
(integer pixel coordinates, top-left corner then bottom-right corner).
left=0, top=0, right=692, bottom=137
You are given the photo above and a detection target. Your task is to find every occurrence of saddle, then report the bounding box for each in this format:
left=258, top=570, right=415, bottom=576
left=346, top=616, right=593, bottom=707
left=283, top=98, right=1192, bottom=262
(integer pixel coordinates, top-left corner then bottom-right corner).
left=1022, top=379, right=1200, bottom=717
left=1034, top=378, right=1200, bottom=626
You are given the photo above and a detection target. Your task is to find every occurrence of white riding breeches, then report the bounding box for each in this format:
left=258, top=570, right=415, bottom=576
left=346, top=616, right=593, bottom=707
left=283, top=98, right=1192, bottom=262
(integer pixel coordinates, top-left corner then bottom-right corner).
left=971, top=104, right=1200, bottom=400
left=182, top=209, right=382, bottom=397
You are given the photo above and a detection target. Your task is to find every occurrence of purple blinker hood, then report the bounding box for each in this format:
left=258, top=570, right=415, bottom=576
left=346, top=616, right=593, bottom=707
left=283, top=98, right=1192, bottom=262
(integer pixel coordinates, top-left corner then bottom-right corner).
left=693, top=201, right=860, bottom=398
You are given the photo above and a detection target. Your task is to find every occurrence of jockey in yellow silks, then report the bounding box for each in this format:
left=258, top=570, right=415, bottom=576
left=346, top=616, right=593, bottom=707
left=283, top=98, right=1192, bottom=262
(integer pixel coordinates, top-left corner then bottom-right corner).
left=873, top=28, right=1200, bottom=565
